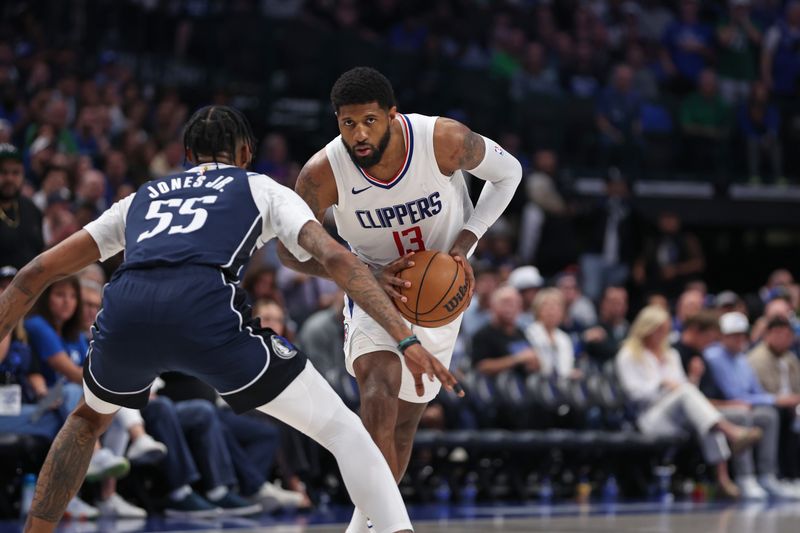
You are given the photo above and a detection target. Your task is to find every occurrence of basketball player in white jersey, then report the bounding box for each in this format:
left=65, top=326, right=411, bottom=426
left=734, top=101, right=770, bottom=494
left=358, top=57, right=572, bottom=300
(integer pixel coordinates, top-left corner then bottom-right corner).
left=278, top=67, right=521, bottom=532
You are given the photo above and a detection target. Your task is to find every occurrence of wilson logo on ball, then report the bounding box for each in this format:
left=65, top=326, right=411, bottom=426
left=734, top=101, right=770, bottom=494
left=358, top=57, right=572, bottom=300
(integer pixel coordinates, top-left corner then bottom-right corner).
left=444, top=282, right=469, bottom=313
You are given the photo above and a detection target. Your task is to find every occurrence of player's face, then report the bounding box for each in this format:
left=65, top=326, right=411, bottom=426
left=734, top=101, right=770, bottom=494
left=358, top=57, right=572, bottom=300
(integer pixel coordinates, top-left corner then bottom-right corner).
left=337, top=102, right=396, bottom=168
left=49, top=282, right=78, bottom=325
left=0, top=160, right=24, bottom=201
left=81, top=288, right=101, bottom=332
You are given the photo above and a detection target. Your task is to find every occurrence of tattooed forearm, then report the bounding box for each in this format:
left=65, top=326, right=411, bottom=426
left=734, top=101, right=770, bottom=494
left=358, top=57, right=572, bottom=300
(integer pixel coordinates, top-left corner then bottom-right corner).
left=276, top=241, right=332, bottom=279
left=458, top=130, right=485, bottom=170
left=0, top=257, right=47, bottom=340
left=297, top=221, right=411, bottom=341
left=25, top=415, right=98, bottom=527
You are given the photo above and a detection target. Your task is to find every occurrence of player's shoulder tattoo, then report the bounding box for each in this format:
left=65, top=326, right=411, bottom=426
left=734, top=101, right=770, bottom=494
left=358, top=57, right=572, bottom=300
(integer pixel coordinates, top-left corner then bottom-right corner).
left=434, top=117, right=485, bottom=172
left=295, top=150, right=336, bottom=218
left=458, top=130, right=485, bottom=170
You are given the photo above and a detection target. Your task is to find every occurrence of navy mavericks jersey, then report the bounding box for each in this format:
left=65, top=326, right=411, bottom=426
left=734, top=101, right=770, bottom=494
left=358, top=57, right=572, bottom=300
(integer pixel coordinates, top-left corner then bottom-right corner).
left=85, top=163, right=316, bottom=281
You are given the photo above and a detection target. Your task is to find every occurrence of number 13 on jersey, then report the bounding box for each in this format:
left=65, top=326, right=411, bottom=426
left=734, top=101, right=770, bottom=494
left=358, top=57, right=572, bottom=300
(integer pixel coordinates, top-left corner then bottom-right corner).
left=393, top=226, right=425, bottom=256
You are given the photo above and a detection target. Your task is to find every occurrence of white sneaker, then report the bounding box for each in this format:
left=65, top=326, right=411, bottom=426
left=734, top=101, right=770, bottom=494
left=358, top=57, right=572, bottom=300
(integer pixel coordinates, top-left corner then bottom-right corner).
left=255, top=481, right=304, bottom=512
left=126, top=434, right=167, bottom=465
left=739, top=476, right=768, bottom=500
left=97, top=493, right=147, bottom=518
left=64, top=496, right=99, bottom=520
left=86, top=448, right=130, bottom=482
left=758, top=474, right=800, bottom=499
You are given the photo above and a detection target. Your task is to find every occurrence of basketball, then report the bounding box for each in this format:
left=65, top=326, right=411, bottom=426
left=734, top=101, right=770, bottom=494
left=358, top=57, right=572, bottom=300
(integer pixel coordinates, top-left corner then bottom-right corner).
left=396, top=250, right=470, bottom=327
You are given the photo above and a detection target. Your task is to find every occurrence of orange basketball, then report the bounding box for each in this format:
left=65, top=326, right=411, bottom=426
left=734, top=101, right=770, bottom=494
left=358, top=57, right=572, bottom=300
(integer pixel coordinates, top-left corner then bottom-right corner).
left=396, top=250, right=470, bottom=327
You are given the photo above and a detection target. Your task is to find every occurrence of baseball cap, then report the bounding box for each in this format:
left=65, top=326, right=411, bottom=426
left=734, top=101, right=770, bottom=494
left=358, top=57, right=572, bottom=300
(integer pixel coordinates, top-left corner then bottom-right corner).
left=0, top=265, right=17, bottom=279
left=508, top=266, right=544, bottom=291
left=0, top=143, right=22, bottom=162
left=720, top=312, right=749, bottom=335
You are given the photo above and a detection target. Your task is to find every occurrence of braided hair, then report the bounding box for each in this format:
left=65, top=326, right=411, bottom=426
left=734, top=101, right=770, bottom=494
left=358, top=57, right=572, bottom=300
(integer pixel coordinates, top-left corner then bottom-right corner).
left=183, top=105, right=256, bottom=166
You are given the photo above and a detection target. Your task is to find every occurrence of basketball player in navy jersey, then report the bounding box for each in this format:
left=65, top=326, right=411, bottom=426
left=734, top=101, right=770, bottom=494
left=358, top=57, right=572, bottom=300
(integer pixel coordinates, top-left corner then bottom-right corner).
left=0, top=105, right=460, bottom=533
left=278, top=67, right=522, bottom=532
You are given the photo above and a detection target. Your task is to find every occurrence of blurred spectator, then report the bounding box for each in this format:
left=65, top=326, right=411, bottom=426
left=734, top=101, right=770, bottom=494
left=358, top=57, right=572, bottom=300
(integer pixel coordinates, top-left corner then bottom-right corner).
left=277, top=265, right=338, bottom=328
left=639, top=0, right=676, bottom=43
left=149, top=141, right=185, bottom=179
left=674, top=288, right=706, bottom=334
left=0, top=143, right=43, bottom=267
left=556, top=271, right=597, bottom=333
left=461, top=264, right=501, bottom=340
left=616, top=305, right=758, bottom=499
left=75, top=168, right=108, bottom=214
left=633, top=211, right=705, bottom=299
left=253, top=133, right=293, bottom=187
left=508, top=265, right=544, bottom=330
left=738, top=81, right=784, bottom=183
left=584, top=286, right=630, bottom=367
left=103, top=150, right=133, bottom=203
left=472, top=285, right=540, bottom=377
left=560, top=40, right=603, bottom=98
left=625, top=42, right=660, bottom=100
left=717, top=0, right=763, bottom=104
left=525, top=288, right=578, bottom=379
left=297, top=291, right=345, bottom=376
left=748, top=316, right=800, bottom=480
left=31, top=164, right=71, bottom=212
left=510, top=42, right=562, bottom=101
left=750, top=296, right=800, bottom=350
left=24, top=97, right=78, bottom=155
left=577, top=168, right=637, bottom=302
left=661, top=0, right=714, bottom=91
left=715, top=290, right=748, bottom=315
left=518, top=149, right=567, bottom=264
left=680, top=69, right=732, bottom=176
left=42, top=191, right=79, bottom=247
left=703, top=312, right=799, bottom=498
left=746, top=268, right=795, bottom=318
left=596, top=63, right=643, bottom=173
left=674, top=310, right=721, bottom=391
left=242, top=262, right=283, bottom=305
left=761, top=1, right=800, bottom=97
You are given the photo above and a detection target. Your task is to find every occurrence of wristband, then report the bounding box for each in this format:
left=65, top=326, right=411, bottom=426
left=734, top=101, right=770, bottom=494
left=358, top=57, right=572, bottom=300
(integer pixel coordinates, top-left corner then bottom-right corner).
left=398, top=334, right=421, bottom=354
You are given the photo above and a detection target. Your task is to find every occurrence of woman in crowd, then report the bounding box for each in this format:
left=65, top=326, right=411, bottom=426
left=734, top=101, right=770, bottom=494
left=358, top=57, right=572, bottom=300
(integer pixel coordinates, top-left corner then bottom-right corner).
left=616, top=305, right=763, bottom=499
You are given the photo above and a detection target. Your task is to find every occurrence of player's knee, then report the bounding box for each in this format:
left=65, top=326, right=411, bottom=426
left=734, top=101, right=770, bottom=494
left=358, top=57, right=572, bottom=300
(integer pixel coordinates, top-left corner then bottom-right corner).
left=72, top=403, right=115, bottom=438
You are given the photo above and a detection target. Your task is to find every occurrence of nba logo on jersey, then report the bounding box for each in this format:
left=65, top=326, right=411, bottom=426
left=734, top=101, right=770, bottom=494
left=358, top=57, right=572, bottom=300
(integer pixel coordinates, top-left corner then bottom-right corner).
left=271, top=335, right=298, bottom=360
left=494, top=145, right=504, bottom=155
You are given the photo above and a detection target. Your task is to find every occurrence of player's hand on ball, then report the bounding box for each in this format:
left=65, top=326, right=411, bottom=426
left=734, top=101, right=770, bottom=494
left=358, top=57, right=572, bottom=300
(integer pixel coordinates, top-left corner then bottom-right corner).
left=372, top=252, right=415, bottom=302
left=448, top=252, right=474, bottom=308
left=403, top=343, right=464, bottom=398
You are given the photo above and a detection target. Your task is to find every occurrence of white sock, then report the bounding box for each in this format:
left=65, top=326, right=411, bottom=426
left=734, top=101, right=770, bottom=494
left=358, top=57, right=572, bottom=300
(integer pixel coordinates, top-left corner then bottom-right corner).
left=346, top=507, right=371, bottom=533
left=206, top=485, right=228, bottom=502
left=169, top=485, right=192, bottom=502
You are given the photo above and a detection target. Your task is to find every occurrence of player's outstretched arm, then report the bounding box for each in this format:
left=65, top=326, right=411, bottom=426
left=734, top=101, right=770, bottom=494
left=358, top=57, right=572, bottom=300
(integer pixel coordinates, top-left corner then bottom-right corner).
left=0, top=230, right=100, bottom=340
left=296, top=219, right=462, bottom=397
left=276, top=150, right=338, bottom=279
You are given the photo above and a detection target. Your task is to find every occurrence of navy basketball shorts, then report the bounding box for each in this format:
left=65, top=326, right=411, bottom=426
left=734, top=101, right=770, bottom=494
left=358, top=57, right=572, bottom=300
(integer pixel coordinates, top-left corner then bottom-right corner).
left=83, top=265, right=307, bottom=414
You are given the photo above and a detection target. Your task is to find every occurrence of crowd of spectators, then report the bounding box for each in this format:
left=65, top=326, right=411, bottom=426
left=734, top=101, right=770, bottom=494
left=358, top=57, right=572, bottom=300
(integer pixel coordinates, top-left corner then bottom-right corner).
left=3, top=0, right=800, bottom=513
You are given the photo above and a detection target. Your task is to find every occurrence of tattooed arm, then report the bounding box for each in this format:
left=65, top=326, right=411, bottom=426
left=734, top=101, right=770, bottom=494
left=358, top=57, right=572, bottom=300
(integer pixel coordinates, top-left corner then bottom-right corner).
left=433, top=118, right=523, bottom=301
left=276, top=149, right=338, bottom=279
left=296, top=219, right=461, bottom=396
left=0, top=231, right=100, bottom=341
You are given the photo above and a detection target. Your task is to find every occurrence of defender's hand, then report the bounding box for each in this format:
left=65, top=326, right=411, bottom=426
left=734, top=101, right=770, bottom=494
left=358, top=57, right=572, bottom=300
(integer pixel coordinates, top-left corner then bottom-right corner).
left=372, top=252, right=415, bottom=302
left=403, top=343, right=464, bottom=398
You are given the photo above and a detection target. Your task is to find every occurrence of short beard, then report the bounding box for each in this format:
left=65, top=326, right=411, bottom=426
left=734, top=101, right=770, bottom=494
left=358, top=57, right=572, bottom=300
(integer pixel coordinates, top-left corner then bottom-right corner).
left=0, top=188, right=20, bottom=202
left=343, top=125, right=391, bottom=169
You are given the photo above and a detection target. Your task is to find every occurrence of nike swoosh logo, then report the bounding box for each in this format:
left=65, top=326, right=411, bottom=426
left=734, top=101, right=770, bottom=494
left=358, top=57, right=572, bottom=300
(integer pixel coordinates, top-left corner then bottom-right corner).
left=351, top=186, right=373, bottom=195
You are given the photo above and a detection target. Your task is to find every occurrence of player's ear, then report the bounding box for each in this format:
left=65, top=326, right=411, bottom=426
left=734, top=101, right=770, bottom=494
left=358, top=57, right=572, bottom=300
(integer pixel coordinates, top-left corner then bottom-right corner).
left=238, top=141, right=253, bottom=169
left=184, top=148, right=195, bottom=164
left=387, top=106, right=397, bottom=120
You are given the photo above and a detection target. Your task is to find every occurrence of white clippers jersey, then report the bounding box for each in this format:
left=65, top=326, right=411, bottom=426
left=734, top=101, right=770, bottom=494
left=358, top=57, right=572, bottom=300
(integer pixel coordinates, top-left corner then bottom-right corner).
left=326, top=113, right=473, bottom=267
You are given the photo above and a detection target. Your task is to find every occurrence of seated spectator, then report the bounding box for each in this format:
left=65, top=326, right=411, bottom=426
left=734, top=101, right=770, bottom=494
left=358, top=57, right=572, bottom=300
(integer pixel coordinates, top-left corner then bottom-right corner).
left=472, top=286, right=539, bottom=377
left=738, top=81, right=784, bottom=184
left=748, top=316, right=800, bottom=483
left=703, top=312, right=799, bottom=498
left=661, top=0, right=714, bottom=91
left=625, top=42, right=659, bottom=101
left=461, top=264, right=501, bottom=340
left=750, top=296, right=800, bottom=354
left=674, top=310, right=721, bottom=389
left=0, top=144, right=44, bottom=269
left=556, top=271, right=597, bottom=334
left=633, top=211, right=705, bottom=299
left=242, top=262, right=283, bottom=305
left=560, top=40, right=603, bottom=99
left=673, top=288, right=706, bottom=338
left=679, top=69, right=732, bottom=176
left=714, top=290, right=748, bottom=315
left=31, top=164, right=71, bottom=213
left=510, top=42, right=562, bottom=101
left=616, top=305, right=760, bottom=500
left=584, top=286, right=630, bottom=367
left=297, top=292, right=346, bottom=377
left=746, top=268, right=795, bottom=320
left=0, top=297, right=96, bottom=518
left=717, top=0, right=762, bottom=104
left=525, top=288, right=578, bottom=379
left=507, top=265, right=543, bottom=330
left=596, top=63, right=643, bottom=172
